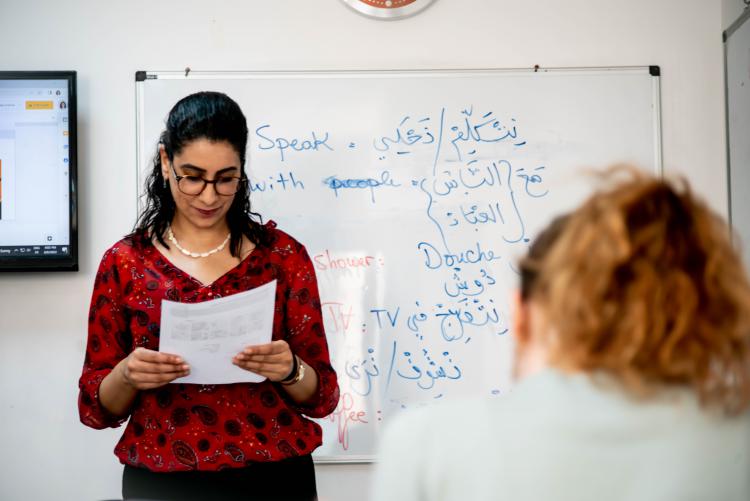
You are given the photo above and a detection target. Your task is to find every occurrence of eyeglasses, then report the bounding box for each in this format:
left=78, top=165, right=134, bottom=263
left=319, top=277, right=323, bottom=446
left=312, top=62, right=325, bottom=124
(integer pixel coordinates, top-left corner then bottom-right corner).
left=170, top=164, right=245, bottom=196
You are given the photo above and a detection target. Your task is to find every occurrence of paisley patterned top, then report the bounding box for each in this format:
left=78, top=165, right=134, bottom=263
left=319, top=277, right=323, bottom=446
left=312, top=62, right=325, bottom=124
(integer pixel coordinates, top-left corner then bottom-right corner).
left=78, top=221, right=339, bottom=472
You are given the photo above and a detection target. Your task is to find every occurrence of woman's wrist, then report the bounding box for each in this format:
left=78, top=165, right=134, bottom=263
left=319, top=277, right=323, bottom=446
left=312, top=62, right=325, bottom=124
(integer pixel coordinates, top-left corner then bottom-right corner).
left=117, top=358, right=136, bottom=390
left=278, top=357, right=319, bottom=404
left=280, top=355, right=305, bottom=386
left=280, top=353, right=298, bottom=382
left=99, top=360, right=138, bottom=417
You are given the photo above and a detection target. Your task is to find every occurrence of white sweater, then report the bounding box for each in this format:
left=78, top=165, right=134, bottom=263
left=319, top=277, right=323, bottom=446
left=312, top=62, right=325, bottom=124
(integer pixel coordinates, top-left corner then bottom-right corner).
left=372, top=368, right=750, bottom=501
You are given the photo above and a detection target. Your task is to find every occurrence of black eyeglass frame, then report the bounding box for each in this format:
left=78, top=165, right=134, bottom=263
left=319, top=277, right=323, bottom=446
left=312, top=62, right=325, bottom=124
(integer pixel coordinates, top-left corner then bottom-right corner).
left=169, top=163, right=246, bottom=196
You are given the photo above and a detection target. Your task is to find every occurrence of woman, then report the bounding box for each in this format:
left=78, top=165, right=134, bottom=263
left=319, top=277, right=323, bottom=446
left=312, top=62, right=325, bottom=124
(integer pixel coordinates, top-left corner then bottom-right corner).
left=78, top=91, right=339, bottom=501
left=373, top=168, right=750, bottom=501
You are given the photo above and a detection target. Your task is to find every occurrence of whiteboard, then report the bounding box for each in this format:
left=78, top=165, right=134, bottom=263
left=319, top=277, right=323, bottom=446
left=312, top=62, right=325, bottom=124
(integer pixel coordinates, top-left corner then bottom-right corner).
left=136, top=68, right=662, bottom=461
left=726, top=10, right=750, bottom=269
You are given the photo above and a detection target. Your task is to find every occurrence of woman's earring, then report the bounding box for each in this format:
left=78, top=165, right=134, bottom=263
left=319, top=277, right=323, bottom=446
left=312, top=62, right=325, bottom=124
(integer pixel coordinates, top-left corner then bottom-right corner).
left=162, top=178, right=167, bottom=189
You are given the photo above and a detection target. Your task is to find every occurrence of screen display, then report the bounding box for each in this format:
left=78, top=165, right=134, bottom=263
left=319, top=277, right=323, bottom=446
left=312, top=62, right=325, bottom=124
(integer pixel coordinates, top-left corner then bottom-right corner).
left=0, top=72, right=77, bottom=271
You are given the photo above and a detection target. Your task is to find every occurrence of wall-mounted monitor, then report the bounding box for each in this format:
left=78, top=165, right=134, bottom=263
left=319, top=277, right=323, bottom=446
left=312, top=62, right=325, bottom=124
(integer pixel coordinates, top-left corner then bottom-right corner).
left=0, top=71, right=77, bottom=271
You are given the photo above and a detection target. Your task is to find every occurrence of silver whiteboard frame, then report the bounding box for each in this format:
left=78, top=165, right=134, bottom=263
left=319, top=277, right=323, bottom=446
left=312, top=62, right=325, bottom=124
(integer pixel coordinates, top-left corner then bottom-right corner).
left=133, top=66, right=663, bottom=463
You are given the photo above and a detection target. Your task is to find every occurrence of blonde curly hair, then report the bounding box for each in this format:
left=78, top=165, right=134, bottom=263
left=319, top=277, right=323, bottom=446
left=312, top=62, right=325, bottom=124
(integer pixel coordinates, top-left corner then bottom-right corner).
left=523, top=166, right=750, bottom=414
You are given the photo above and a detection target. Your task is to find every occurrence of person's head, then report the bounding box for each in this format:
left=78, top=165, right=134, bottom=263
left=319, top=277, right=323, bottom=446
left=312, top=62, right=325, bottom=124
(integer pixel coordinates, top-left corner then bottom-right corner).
left=136, top=91, right=267, bottom=254
left=515, top=166, right=750, bottom=414
left=513, top=214, right=569, bottom=379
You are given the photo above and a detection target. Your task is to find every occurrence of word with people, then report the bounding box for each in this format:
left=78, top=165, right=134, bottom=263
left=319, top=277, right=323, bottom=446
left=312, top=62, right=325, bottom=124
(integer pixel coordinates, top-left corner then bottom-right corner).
left=322, top=170, right=401, bottom=203
left=248, top=171, right=305, bottom=193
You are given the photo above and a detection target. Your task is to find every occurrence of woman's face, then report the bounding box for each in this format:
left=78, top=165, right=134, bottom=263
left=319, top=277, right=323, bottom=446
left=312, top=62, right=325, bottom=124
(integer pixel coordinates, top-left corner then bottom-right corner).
left=160, top=138, right=242, bottom=231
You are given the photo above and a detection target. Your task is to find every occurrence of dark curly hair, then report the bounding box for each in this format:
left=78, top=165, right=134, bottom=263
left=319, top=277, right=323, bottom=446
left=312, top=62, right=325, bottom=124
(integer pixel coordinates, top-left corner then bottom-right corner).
left=134, top=91, right=269, bottom=255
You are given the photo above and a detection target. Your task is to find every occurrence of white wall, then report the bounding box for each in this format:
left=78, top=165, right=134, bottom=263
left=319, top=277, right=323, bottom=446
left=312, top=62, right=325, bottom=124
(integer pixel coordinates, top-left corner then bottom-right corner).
left=0, top=1, right=727, bottom=500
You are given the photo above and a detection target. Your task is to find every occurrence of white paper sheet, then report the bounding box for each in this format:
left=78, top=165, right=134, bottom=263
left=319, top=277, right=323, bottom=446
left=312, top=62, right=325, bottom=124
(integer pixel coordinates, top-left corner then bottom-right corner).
left=158, top=280, right=277, bottom=385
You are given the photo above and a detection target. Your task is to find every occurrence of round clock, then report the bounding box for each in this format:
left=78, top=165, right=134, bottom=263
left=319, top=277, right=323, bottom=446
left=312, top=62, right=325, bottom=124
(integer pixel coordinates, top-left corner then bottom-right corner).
left=341, top=0, right=436, bottom=20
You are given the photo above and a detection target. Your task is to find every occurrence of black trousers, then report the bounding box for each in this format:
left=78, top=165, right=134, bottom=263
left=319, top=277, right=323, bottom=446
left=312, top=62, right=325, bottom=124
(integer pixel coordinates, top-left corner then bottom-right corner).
left=122, top=454, right=317, bottom=501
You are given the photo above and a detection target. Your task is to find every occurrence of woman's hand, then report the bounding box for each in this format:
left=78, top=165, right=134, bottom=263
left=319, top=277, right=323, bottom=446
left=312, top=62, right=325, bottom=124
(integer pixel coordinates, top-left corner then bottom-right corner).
left=233, top=340, right=294, bottom=382
left=99, top=348, right=189, bottom=417
left=120, top=347, right=190, bottom=390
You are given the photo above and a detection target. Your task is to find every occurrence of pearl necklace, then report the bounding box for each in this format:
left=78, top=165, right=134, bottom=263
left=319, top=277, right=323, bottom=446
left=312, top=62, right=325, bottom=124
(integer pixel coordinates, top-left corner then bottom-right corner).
left=167, top=226, right=231, bottom=258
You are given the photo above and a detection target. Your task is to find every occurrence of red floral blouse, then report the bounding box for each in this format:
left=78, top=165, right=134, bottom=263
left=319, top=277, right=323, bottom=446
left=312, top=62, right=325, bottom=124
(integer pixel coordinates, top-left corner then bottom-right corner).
left=78, top=221, right=339, bottom=472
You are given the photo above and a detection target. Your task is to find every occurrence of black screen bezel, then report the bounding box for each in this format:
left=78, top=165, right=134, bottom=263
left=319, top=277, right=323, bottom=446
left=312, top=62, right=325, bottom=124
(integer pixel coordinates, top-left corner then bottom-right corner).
left=0, top=71, right=78, bottom=272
